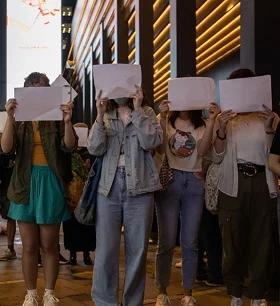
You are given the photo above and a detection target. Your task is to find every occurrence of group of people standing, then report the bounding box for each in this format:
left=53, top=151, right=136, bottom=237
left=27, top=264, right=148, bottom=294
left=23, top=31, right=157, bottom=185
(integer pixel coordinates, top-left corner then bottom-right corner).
left=0, top=68, right=279, bottom=306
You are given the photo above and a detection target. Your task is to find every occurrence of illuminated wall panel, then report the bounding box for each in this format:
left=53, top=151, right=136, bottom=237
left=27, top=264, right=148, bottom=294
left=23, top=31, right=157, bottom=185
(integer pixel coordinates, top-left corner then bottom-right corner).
left=7, top=0, right=61, bottom=98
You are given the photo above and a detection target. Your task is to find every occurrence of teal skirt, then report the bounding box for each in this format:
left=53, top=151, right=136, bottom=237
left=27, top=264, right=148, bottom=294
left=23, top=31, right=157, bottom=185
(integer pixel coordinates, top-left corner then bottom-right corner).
left=8, top=165, right=70, bottom=224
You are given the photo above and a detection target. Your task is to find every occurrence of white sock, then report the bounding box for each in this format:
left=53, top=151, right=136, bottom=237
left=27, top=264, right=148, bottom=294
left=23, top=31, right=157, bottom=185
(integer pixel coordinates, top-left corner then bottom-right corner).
left=27, top=289, right=37, bottom=296
left=44, top=289, right=54, bottom=296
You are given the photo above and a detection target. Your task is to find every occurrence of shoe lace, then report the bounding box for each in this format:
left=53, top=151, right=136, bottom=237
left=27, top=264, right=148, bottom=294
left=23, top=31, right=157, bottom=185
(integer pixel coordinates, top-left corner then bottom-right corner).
left=157, top=294, right=170, bottom=305
left=24, top=294, right=38, bottom=304
left=182, top=296, right=196, bottom=306
left=44, top=294, right=59, bottom=303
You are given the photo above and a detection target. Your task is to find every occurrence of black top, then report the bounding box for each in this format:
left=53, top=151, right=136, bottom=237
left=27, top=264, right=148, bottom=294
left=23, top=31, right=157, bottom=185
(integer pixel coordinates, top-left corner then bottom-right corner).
left=270, top=124, right=280, bottom=155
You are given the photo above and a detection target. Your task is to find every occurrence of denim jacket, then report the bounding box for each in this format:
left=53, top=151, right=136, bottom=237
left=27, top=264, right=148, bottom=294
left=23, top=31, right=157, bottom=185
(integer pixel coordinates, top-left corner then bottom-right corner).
left=87, top=106, right=163, bottom=197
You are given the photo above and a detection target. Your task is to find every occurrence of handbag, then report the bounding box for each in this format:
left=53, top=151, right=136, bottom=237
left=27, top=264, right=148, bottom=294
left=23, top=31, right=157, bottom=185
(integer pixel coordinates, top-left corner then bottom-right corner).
left=74, top=156, right=103, bottom=225
left=159, top=155, right=173, bottom=190
left=205, top=162, right=221, bottom=214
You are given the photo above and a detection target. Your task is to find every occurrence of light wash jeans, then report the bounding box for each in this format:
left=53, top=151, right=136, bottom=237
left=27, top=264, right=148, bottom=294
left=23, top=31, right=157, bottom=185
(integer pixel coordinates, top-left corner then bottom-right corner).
left=155, top=170, right=204, bottom=289
left=92, top=168, right=154, bottom=306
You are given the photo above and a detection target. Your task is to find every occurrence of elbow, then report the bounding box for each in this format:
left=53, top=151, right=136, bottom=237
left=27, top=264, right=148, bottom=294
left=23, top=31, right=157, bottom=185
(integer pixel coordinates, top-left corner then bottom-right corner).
left=1, top=144, right=13, bottom=154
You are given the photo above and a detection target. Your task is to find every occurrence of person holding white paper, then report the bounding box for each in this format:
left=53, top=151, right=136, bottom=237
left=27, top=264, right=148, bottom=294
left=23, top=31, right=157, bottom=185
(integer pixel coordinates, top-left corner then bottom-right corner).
left=155, top=99, right=220, bottom=306
left=1, top=72, right=77, bottom=306
left=87, top=86, right=162, bottom=306
left=213, top=69, right=278, bottom=306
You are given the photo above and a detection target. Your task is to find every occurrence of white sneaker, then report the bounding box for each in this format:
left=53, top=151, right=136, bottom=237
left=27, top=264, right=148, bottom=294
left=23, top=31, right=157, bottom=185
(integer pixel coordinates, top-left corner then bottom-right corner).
left=251, top=299, right=267, bottom=306
left=22, top=293, right=38, bottom=306
left=181, top=296, right=196, bottom=306
left=43, top=292, right=59, bottom=306
left=155, top=294, right=171, bottom=306
left=175, top=260, right=182, bottom=268
left=231, top=297, right=243, bottom=306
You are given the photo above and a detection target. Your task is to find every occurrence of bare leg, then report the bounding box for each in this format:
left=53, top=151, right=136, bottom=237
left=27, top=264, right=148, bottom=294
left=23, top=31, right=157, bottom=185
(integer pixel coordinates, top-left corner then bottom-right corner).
left=40, top=224, right=60, bottom=290
left=7, top=219, right=16, bottom=252
left=18, top=222, right=40, bottom=289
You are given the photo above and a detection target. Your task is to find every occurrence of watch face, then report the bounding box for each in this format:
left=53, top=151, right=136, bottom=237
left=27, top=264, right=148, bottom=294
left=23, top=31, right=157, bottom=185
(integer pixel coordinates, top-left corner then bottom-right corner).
left=169, top=129, right=196, bottom=158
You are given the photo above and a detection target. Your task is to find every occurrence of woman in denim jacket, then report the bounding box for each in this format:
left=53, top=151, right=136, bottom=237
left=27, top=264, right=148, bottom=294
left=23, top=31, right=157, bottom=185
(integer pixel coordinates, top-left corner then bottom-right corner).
left=87, top=86, right=163, bottom=306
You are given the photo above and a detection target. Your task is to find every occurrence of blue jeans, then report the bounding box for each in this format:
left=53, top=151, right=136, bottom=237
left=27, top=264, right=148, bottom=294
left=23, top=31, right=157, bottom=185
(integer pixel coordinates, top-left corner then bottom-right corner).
left=155, top=170, right=204, bottom=290
left=92, top=168, right=154, bottom=306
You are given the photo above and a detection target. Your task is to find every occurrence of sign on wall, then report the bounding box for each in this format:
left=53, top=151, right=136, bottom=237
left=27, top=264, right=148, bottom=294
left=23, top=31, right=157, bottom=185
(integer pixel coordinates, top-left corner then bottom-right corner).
left=7, top=0, right=61, bottom=99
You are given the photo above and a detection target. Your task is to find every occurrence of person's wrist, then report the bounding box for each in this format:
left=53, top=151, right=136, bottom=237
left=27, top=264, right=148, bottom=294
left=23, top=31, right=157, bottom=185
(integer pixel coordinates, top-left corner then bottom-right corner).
left=96, top=114, right=104, bottom=123
left=7, top=113, right=15, bottom=121
left=216, top=128, right=226, bottom=140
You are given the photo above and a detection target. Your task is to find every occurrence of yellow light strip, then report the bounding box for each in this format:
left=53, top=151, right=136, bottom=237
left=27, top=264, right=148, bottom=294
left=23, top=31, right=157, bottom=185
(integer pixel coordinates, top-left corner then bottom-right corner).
left=66, top=0, right=90, bottom=61
left=196, top=0, right=238, bottom=32
left=153, top=5, right=170, bottom=31
left=197, top=36, right=240, bottom=70
left=128, top=48, right=136, bottom=62
left=197, top=44, right=240, bottom=75
left=154, top=23, right=170, bottom=46
left=75, top=0, right=108, bottom=68
left=154, top=71, right=171, bottom=87
left=197, top=15, right=240, bottom=53
left=197, top=27, right=240, bottom=62
left=154, top=51, right=171, bottom=70
left=196, top=3, right=240, bottom=46
left=155, top=92, right=168, bottom=102
left=153, top=0, right=162, bottom=11
left=154, top=62, right=170, bottom=78
left=128, top=10, right=136, bottom=27
left=154, top=78, right=169, bottom=93
left=154, top=85, right=168, bottom=99
left=196, top=0, right=213, bottom=17
left=154, top=39, right=171, bottom=60
left=128, top=32, right=136, bottom=47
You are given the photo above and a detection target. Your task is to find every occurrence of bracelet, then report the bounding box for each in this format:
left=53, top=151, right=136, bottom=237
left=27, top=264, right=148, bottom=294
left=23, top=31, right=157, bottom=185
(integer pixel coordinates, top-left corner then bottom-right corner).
left=265, top=130, right=275, bottom=135
left=216, top=129, right=226, bottom=140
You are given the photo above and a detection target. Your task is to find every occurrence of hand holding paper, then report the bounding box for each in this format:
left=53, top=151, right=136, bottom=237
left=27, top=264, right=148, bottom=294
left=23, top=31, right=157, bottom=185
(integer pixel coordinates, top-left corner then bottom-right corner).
left=93, top=64, right=142, bottom=100
left=219, top=75, right=272, bottom=113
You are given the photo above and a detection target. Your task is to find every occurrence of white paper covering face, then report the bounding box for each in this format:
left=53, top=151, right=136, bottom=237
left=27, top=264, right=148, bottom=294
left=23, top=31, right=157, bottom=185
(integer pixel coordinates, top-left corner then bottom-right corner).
left=14, top=87, right=64, bottom=121
left=168, top=77, right=216, bottom=111
left=93, top=64, right=142, bottom=99
left=51, top=74, right=78, bottom=103
left=0, top=112, right=7, bottom=133
left=74, top=127, right=88, bottom=148
left=219, top=75, right=272, bottom=113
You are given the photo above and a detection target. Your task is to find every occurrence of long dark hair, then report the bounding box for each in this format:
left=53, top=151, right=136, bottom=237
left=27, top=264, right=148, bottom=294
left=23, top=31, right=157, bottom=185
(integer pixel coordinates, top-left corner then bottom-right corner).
left=169, top=110, right=205, bottom=129
left=228, top=68, right=256, bottom=79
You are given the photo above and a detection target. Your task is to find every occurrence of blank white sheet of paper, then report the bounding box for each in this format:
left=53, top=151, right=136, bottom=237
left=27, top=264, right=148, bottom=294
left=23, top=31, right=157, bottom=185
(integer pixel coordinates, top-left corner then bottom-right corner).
left=51, top=74, right=78, bottom=103
left=168, top=77, right=215, bottom=111
left=219, top=75, right=272, bottom=113
left=0, top=112, right=7, bottom=133
left=74, top=127, right=88, bottom=148
left=14, top=87, right=64, bottom=121
left=93, top=64, right=142, bottom=99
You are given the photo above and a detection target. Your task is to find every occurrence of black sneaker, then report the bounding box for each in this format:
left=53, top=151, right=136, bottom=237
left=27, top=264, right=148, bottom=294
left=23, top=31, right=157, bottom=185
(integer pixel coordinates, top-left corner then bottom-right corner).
left=83, top=252, right=93, bottom=265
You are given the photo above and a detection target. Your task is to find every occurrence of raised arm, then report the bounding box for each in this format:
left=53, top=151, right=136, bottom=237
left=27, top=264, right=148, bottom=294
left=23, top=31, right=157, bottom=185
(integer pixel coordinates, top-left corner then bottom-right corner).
left=130, top=86, right=163, bottom=150
left=1, top=99, right=17, bottom=153
left=197, top=103, right=220, bottom=157
left=87, top=95, right=109, bottom=156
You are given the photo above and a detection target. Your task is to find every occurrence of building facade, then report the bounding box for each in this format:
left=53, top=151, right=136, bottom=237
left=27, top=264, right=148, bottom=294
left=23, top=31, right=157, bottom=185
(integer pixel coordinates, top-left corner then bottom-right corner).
left=67, top=0, right=280, bottom=125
